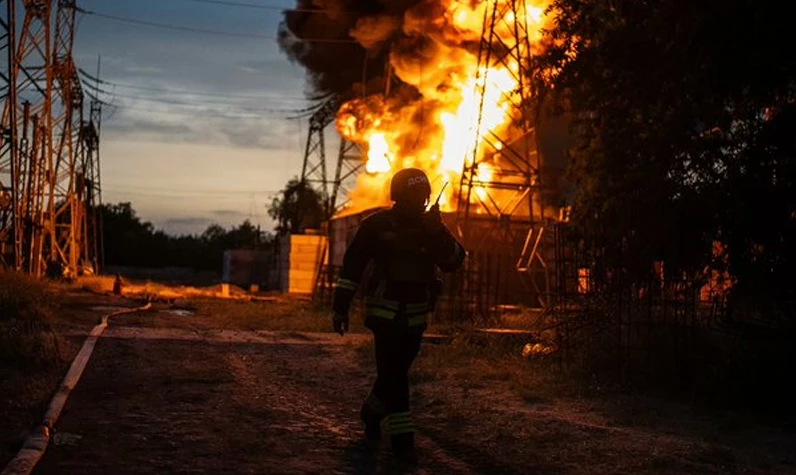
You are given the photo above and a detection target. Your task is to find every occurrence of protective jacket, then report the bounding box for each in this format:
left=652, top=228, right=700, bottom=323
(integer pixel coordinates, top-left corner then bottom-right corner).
left=333, top=207, right=465, bottom=328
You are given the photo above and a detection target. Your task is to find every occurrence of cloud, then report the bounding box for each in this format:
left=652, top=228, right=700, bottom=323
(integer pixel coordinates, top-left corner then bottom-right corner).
left=162, top=217, right=214, bottom=227
left=212, top=209, right=247, bottom=217
left=103, top=108, right=298, bottom=150
left=238, top=59, right=290, bottom=74
left=103, top=117, right=194, bottom=137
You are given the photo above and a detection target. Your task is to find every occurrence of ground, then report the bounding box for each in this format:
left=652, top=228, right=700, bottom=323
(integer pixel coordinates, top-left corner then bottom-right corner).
left=2, top=286, right=795, bottom=474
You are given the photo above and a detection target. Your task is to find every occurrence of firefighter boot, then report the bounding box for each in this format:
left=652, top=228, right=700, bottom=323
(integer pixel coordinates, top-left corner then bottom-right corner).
left=360, top=404, right=384, bottom=443
left=391, top=432, right=417, bottom=464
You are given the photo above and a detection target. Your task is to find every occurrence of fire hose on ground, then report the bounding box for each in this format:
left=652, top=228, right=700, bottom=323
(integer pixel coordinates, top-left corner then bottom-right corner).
left=1, top=303, right=153, bottom=475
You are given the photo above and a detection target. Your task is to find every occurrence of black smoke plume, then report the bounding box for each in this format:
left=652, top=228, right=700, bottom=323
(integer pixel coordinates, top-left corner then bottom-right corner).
left=278, top=0, right=422, bottom=101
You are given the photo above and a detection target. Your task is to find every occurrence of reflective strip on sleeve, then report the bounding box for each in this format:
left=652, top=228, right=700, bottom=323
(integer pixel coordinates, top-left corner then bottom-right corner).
left=336, top=278, right=359, bottom=291
left=388, top=412, right=414, bottom=435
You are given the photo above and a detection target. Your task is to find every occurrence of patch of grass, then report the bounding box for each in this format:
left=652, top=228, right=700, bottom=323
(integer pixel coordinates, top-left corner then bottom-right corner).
left=0, top=271, right=65, bottom=368
left=189, top=297, right=368, bottom=333
left=0, top=272, right=77, bottom=468
left=410, top=330, right=576, bottom=402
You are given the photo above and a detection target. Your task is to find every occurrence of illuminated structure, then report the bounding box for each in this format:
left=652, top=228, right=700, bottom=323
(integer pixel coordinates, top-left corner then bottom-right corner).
left=0, top=0, right=102, bottom=276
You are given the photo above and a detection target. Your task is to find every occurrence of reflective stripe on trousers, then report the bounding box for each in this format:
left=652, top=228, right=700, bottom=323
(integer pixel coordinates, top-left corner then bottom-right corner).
left=387, top=411, right=414, bottom=435
left=336, top=278, right=359, bottom=291
left=365, top=298, right=428, bottom=327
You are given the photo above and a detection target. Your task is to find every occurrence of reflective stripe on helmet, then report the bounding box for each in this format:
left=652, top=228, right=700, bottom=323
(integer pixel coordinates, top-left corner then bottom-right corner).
left=390, top=168, right=431, bottom=202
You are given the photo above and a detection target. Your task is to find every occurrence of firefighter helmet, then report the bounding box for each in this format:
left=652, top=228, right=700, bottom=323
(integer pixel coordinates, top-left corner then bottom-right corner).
left=390, top=168, right=431, bottom=203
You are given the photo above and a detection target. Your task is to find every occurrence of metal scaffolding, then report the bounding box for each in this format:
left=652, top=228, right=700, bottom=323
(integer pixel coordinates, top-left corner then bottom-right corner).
left=0, top=0, right=101, bottom=277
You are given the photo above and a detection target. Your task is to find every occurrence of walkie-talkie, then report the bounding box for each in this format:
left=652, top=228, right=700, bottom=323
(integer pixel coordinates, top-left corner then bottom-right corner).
left=428, top=182, right=449, bottom=213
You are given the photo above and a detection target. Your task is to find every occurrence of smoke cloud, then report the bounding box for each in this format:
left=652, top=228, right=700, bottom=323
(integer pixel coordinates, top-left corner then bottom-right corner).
left=278, top=0, right=412, bottom=98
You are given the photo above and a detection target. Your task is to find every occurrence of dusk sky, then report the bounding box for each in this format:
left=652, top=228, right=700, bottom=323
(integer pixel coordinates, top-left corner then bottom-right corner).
left=74, top=0, right=314, bottom=236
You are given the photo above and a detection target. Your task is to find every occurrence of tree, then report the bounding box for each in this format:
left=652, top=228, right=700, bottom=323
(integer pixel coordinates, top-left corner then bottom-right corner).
left=537, top=0, right=796, bottom=319
left=99, top=202, right=156, bottom=267
left=268, top=178, right=326, bottom=234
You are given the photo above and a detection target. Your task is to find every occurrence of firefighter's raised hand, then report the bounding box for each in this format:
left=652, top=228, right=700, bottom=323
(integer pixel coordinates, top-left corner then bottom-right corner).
left=333, top=312, right=349, bottom=336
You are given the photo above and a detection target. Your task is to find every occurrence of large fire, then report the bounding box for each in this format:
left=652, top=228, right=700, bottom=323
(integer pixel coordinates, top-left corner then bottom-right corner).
left=335, top=0, right=552, bottom=215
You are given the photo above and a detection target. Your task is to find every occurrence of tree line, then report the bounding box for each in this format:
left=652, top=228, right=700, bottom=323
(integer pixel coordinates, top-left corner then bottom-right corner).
left=98, top=178, right=325, bottom=272
left=98, top=202, right=273, bottom=271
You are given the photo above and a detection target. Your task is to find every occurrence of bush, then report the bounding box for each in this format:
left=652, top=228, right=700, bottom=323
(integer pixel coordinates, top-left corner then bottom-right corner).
left=0, top=271, right=63, bottom=368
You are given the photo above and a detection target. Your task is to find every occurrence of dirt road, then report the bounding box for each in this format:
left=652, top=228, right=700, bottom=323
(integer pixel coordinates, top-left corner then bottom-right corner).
left=31, top=320, right=795, bottom=474
left=33, top=327, right=509, bottom=474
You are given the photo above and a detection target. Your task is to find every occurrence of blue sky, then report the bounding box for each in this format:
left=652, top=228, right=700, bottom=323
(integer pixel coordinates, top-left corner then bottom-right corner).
left=73, top=0, right=313, bottom=235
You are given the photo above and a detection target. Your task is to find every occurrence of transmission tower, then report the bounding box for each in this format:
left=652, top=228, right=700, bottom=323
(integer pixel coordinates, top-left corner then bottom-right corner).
left=12, top=0, right=56, bottom=276
left=300, top=96, right=364, bottom=218
left=0, top=0, right=17, bottom=267
left=80, top=57, right=103, bottom=272
left=299, top=97, right=337, bottom=216
left=329, top=138, right=362, bottom=214
left=48, top=0, right=83, bottom=274
left=456, top=0, right=551, bottom=307
left=0, top=0, right=98, bottom=277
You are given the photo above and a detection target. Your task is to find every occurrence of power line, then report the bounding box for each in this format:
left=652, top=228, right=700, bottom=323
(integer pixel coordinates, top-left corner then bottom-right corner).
left=104, top=183, right=278, bottom=195
left=85, top=86, right=307, bottom=114
left=107, top=102, right=285, bottom=119
left=78, top=8, right=359, bottom=43
left=78, top=70, right=317, bottom=102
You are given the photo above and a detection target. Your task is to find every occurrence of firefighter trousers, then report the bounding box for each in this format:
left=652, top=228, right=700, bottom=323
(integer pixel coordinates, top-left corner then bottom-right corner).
left=362, top=323, right=425, bottom=441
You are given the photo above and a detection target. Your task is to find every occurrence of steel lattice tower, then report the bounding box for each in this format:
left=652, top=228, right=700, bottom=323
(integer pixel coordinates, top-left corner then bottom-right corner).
left=80, top=60, right=102, bottom=272
left=300, top=98, right=337, bottom=216
left=330, top=138, right=362, bottom=214
left=14, top=0, right=55, bottom=276
left=49, top=0, right=83, bottom=273
left=0, top=0, right=18, bottom=267
left=299, top=96, right=363, bottom=218
left=456, top=0, right=551, bottom=307
left=0, top=0, right=99, bottom=276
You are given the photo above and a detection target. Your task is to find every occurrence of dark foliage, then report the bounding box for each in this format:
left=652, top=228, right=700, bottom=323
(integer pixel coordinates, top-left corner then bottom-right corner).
left=267, top=178, right=326, bottom=234
left=99, top=203, right=272, bottom=272
left=538, top=0, right=796, bottom=323
left=537, top=0, right=795, bottom=417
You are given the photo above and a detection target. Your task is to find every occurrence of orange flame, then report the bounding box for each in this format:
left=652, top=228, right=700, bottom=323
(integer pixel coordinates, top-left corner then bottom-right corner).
left=336, top=0, right=552, bottom=215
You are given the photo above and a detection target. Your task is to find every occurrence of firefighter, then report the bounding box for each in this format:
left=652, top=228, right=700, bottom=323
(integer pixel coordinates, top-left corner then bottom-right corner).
left=332, top=168, right=466, bottom=461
